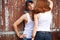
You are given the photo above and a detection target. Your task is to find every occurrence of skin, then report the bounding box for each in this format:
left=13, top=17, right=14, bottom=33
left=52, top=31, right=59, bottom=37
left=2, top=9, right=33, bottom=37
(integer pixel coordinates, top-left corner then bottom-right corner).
left=32, top=0, right=53, bottom=40
left=13, top=2, right=35, bottom=38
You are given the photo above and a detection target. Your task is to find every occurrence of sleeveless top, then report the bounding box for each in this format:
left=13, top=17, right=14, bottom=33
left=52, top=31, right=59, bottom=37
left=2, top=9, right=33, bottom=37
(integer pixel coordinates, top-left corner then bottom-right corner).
left=23, top=12, right=34, bottom=38
left=37, top=11, right=53, bottom=32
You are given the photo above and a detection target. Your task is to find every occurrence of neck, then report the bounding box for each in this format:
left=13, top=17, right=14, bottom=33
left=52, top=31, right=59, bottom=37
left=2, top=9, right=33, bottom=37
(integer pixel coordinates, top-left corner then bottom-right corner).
left=28, top=11, right=33, bottom=14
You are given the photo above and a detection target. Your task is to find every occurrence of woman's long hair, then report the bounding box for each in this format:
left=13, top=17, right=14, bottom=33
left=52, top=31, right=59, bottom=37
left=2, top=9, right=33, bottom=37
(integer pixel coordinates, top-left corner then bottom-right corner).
left=32, top=0, right=51, bottom=21
left=33, top=0, right=51, bottom=13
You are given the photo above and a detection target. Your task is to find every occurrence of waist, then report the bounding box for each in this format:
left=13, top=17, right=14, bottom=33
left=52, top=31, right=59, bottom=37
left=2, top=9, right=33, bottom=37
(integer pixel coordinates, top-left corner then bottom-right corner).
left=23, top=31, right=32, bottom=38
left=23, top=30, right=33, bottom=34
left=37, top=29, right=51, bottom=32
left=37, top=27, right=51, bottom=31
left=36, top=31, right=51, bottom=33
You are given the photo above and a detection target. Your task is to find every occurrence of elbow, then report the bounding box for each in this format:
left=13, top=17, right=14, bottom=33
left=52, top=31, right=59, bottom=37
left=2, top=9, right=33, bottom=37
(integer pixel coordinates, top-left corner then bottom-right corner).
left=13, top=23, right=18, bottom=30
left=13, top=23, right=17, bottom=28
left=13, top=23, right=15, bottom=27
left=34, top=25, right=37, bottom=29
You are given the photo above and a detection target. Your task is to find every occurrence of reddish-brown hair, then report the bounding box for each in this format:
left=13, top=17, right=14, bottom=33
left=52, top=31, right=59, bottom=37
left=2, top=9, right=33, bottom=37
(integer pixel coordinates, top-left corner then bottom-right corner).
left=33, top=0, right=51, bottom=13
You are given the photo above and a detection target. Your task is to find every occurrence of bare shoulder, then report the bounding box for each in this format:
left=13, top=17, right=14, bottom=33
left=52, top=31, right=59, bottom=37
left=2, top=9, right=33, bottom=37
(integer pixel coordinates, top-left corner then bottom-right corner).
left=34, top=14, right=38, bottom=17
left=17, top=14, right=27, bottom=21
left=35, top=13, right=39, bottom=16
left=34, top=14, right=38, bottom=19
left=21, top=14, right=26, bottom=17
left=20, top=14, right=26, bottom=18
left=21, top=14, right=28, bottom=21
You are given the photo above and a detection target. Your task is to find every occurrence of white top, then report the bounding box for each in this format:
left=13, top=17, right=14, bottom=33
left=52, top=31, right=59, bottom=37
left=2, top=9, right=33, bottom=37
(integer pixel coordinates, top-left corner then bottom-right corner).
left=37, top=11, right=53, bottom=32
left=23, top=12, right=34, bottom=38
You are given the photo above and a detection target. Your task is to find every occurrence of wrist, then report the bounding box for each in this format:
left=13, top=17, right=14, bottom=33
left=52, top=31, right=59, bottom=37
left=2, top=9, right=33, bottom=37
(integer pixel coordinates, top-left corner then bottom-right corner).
left=17, top=33, right=20, bottom=37
left=32, top=35, right=35, bottom=38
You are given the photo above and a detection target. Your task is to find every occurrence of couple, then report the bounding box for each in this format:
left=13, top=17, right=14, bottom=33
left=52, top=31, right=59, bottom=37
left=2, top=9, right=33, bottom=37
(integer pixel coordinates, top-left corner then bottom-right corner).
left=13, top=0, right=53, bottom=40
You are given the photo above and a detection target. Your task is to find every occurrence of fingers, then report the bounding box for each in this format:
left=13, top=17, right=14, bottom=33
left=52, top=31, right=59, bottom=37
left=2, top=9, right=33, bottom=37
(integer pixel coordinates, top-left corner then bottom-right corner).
left=32, top=38, right=34, bottom=40
left=20, top=34, right=26, bottom=38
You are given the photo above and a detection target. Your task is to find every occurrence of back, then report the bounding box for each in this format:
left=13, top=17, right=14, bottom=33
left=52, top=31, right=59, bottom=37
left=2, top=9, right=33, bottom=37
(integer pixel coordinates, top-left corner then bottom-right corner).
left=37, top=11, right=53, bottom=31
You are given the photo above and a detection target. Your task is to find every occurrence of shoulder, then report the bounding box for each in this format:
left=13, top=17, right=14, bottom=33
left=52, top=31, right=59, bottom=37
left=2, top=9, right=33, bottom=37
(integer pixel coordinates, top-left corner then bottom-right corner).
left=21, top=14, right=26, bottom=17
left=34, top=14, right=38, bottom=17
left=34, top=14, right=39, bottom=19
left=19, top=14, right=27, bottom=20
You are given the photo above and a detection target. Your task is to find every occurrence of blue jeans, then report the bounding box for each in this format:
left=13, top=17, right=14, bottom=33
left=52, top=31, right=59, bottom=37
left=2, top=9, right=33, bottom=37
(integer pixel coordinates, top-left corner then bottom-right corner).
left=23, top=38, right=31, bottom=40
left=34, top=31, right=52, bottom=40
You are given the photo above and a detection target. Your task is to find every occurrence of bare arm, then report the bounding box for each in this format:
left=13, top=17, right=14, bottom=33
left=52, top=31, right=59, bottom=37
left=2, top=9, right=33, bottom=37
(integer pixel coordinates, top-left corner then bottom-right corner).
left=13, top=14, right=26, bottom=37
left=48, top=0, right=53, bottom=10
left=32, top=14, right=38, bottom=38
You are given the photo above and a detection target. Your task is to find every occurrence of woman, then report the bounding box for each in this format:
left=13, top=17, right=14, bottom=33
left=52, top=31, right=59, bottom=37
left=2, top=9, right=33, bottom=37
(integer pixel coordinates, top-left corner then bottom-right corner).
left=13, top=1, right=35, bottom=40
left=32, top=0, right=53, bottom=40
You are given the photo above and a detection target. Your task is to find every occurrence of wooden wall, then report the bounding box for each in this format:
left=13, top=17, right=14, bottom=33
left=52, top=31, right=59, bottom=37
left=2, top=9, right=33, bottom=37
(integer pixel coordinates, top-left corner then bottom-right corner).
left=0, top=0, right=60, bottom=40
left=0, top=0, right=25, bottom=40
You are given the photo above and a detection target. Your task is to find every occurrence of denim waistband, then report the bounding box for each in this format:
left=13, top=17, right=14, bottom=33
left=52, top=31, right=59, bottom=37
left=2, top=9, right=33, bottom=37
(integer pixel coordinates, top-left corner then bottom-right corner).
left=37, top=31, right=51, bottom=33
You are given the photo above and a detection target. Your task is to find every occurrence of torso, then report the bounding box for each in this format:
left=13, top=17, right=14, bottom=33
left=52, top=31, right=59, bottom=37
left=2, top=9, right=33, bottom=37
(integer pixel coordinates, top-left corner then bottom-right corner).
left=24, top=12, right=33, bottom=23
left=37, top=11, right=53, bottom=32
left=23, top=12, right=34, bottom=38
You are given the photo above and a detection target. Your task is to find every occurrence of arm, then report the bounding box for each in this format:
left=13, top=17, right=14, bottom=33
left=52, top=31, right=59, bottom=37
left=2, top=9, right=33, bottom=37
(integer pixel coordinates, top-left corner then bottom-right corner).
left=32, top=14, right=38, bottom=39
left=13, top=14, right=26, bottom=37
left=48, top=0, right=53, bottom=10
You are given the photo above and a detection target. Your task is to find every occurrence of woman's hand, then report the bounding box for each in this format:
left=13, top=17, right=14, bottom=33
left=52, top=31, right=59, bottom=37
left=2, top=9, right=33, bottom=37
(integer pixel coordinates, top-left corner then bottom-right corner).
left=47, top=0, right=53, bottom=9
left=32, top=38, right=34, bottom=40
left=48, top=0, right=52, bottom=2
left=32, top=35, right=35, bottom=40
left=20, top=34, right=26, bottom=38
left=48, top=0, right=51, bottom=1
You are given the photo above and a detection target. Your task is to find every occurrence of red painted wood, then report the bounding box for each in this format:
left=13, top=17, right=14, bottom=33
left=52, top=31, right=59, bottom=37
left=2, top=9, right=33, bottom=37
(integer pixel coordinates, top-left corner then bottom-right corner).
left=0, top=0, right=60, bottom=40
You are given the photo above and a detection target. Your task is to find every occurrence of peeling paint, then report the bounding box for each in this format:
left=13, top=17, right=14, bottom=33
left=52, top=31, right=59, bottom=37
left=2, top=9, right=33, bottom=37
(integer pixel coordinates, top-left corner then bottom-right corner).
left=0, top=0, right=2, bottom=26
left=1, top=0, right=60, bottom=40
left=5, top=6, right=9, bottom=31
left=1, top=16, right=3, bottom=25
left=0, top=31, right=23, bottom=35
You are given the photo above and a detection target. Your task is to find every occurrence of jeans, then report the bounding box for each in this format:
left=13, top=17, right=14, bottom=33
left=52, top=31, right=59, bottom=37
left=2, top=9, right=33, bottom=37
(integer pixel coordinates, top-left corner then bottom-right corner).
left=34, top=31, right=52, bottom=40
left=23, top=38, right=31, bottom=40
